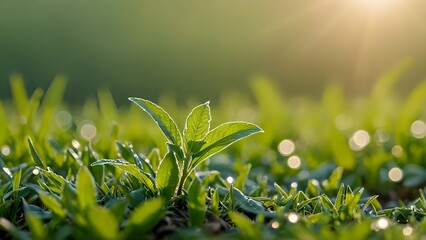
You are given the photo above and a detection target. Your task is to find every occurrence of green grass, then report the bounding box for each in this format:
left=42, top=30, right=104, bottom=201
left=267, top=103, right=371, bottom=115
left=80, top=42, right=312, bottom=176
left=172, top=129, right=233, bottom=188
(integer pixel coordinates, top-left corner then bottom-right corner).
left=1, top=66, right=426, bottom=239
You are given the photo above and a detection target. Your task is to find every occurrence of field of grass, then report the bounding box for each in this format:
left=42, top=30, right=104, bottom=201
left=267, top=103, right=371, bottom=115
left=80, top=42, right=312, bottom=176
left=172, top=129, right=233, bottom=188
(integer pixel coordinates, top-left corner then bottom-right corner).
left=1, top=67, right=426, bottom=239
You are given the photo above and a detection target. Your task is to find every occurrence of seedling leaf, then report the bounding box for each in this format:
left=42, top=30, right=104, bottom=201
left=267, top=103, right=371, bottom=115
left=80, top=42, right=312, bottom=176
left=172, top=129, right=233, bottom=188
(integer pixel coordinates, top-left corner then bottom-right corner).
left=129, top=97, right=182, bottom=146
left=156, top=152, right=179, bottom=199
left=192, top=122, right=263, bottom=168
left=184, top=101, right=211, bottom=151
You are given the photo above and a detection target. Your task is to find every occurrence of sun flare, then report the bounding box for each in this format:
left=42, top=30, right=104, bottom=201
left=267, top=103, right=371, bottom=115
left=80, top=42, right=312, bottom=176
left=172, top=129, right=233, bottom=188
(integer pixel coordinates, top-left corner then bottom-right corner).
left=357, top=0, right=400, bottom=9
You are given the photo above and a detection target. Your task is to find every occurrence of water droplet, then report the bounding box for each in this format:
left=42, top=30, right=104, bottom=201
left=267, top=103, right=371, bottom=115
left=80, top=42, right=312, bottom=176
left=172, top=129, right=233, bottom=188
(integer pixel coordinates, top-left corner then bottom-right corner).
left=226, top=176, right=234, bottom=184
left=32, top=168, right=40, bottom=175
left=71, top=140, right=81, bottom=149
left=290, top=182, right=298, bottom=189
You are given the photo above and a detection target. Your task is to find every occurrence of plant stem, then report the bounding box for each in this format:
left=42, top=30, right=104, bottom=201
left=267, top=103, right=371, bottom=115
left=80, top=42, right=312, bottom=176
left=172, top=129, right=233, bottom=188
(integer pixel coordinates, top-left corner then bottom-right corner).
left=176, top=154, right=192, bottom=196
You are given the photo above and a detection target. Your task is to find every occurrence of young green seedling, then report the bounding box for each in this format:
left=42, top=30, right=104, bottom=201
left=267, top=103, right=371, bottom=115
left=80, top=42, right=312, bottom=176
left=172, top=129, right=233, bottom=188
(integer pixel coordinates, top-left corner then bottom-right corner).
left=128, top=98, right=263, bottom=197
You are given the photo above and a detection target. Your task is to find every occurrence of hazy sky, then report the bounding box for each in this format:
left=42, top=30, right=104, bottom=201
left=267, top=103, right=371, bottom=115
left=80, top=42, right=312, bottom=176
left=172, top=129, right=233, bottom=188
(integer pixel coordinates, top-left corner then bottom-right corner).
left=1, top=0, right=425, bottom=103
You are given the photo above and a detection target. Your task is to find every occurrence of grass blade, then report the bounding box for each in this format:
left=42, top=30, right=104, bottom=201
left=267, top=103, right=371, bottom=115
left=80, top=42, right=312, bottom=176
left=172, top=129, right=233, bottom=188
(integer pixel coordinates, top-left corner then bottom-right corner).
left=124, top=198, right=165, bottom=238
left=91, top=159, right=156, bottom=193
left=188, top=177, right=206, bottom=227
left=76, top=167, right=97, bottom=210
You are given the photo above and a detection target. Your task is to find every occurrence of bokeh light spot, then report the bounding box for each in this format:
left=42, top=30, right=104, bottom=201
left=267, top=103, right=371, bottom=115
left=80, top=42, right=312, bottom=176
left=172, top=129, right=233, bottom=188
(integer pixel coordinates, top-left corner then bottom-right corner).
left=411, top=120, right=426, bottom=139
left=287, top=155, right=301, bottom=169
left=278, top=139, right=295, bottom=156
left=402, top=226, right=413, bottom=236
left=371, top=217, right=390, bottom=231
left=55, top=111, right=73, bottom=130
left=78, top=121, right=97, bottom=141
left=391, top=145, right=403, bottom=158
left=1, top=146, right=11, bottom=156
left=288, top=213, right=299, bottom=224
left=388, top=167, right=403, bottom=182
left=349, top=130, right=370, bottom=151
left=271, top=221, right=280, bottom=229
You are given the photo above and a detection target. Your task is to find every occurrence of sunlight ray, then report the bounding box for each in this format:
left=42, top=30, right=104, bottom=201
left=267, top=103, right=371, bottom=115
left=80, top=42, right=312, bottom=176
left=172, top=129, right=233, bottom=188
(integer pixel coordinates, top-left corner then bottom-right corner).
left=262, top=0, right=334, bottom=36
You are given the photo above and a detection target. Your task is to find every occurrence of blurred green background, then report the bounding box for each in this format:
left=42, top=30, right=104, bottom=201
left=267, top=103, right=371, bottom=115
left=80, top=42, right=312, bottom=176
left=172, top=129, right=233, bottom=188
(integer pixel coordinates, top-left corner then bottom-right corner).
left=1, top=0, right=426, bottom=104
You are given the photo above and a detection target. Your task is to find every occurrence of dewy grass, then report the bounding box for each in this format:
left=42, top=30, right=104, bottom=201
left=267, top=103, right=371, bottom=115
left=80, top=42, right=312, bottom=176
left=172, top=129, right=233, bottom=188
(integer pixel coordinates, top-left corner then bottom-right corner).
left=0, top=74, right=426, bottom=239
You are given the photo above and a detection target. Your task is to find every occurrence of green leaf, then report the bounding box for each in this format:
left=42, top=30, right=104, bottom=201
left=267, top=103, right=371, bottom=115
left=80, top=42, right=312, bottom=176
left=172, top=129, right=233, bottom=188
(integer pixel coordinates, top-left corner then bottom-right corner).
left=76, top=167, right=97, bottom=210
left=147, top=148, right=161, bottom=172
left=192, top=122, right=263, bottom=168
left=335, top=183, right=345, bottom=211
left=328, top=167, right=343, bottom=190
left=363, top=195, right=379, bottom=211
left=38, top=76, right=67, bottom=137
left=91, top=159, right=156, bottom=193
left=129, top=97, right=181, bottom=146
left=0, top=101, right=8, bottom=145
left=234, top=164, right=251, bottom=191
left=347, top=188, right=364, bottom=213
left=12, top=168, right=22, bottom=192
left=28, top=138, right=46, bottom=169
left=320, top=195, right=336, bottom=212
left=60, top=182, right=78, bottom=216
left=188, top=177, right=206, bottom=227
left=124, top=198, right=165, bottom=238
left=274, top=182, right=289, bottom=199
left=38, top=192, right=66, bottom=219
left=231, top=187, right=276, bottom=218
left=23, top=199, right=47, bottom=240
left=10, top=74, right=29, bottom=116
left=87, top=205, right=119, bottom=240
left=210, top=189, right=220, bottom=215
left=228, top=211, right=260, bottom=239
left=156, top=152, right=179, bottom=199
left=184, top=101, right=211, bottom=151
left=0, top=217, right=31, bottom=240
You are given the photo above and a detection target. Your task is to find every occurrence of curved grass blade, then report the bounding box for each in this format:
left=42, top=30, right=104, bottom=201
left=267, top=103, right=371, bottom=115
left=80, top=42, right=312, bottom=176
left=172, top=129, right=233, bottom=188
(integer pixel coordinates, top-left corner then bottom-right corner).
left=123, top=198, right=165, bottom=238
left=76, top=167, right=97, bottom=210
left=91, top=159, right=156, bottom=193
left=129, top=97, right=181, bottom=146
left=188, top=177, right=206, bottom=227
left=28, top=137, right=46, bottom=169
